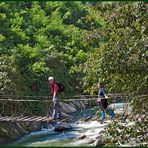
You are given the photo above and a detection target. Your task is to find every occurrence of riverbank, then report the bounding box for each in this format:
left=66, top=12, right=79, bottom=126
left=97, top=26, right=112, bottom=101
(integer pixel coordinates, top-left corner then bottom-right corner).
left=0, top=121, right=42, bottom=145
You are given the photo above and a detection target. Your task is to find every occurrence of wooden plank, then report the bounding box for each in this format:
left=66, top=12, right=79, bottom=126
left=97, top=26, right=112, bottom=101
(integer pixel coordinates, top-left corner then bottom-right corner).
left=0, top=116, right=29, bottom=121
left=0, top=116, right=7, bottom=120
left=10, top=116, right=19, bottom=121
left=0, top=116, right=55, bottom=122
left=23, top=116, right=39, bottom=121
left=2, top=117, right=11, bottom=121
left=2, top=116, right=12, bottom=121
left=16, top=116, right=31, bottom=121
left=35, top=116, right=47, bottom=121
left=0, top=116, right=50, bottom=122
left=42, top=117, right=52, bottom=122
left=0, top=116, right=7, bottom=121
left=28, top=116, right=44, bottom=121
left=25, top=116, right=44, bottom=121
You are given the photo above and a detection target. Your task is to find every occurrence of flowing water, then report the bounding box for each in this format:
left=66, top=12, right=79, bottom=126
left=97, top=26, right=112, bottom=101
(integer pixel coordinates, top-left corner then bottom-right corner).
left=11, top=103, right=129, bottom=147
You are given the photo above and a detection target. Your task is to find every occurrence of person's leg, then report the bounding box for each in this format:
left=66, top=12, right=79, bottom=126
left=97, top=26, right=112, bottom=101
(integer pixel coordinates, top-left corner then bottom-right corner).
left=100, top=100, right=106, bottom=123
left=101, top=110, right=106, bottom=120
left=110, top=110, right=116, bottom=119
left=107, top=108, right=116, bottom=119
left=56, top=100, right=61, bottom=119
left=52, top=100, right=61, bottom=119
left=52, top=101, right=57, bottom=119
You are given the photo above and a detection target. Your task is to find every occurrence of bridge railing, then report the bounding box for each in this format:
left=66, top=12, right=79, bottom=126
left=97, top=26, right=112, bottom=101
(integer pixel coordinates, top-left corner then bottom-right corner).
left=0, top=94, right=128, bottom=118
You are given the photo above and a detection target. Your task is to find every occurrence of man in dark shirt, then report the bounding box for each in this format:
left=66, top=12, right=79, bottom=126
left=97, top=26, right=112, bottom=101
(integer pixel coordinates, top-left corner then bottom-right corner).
left=48, top=77, right=61, bottom=119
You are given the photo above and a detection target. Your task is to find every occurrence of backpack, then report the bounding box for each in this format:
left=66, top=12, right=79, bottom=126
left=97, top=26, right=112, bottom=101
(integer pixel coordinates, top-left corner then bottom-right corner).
left=56, top=82, right=65, bottom=92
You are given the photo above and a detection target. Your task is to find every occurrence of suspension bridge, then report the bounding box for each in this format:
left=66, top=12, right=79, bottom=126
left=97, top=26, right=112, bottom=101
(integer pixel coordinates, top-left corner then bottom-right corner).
left=0, top=94, right=129, bottom=122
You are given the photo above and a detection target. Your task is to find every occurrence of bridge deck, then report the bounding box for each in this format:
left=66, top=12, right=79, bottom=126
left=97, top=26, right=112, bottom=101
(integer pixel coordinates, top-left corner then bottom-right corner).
left=0, top=116, right=53, bottom=122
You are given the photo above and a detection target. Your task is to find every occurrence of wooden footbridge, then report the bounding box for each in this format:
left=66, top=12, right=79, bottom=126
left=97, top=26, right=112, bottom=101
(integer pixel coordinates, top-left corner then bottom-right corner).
left=0, top=94, right=129, bottom=122
left=0, top=116, right=52, bottom=122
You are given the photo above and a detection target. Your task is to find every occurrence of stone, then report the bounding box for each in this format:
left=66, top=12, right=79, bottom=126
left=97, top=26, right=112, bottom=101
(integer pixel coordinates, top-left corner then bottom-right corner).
left=53, top=122, right=73, bottom=132
left=79, top=134, right=87, bottom=140
left=95, top=135, right=103, bottom=140
left=94, top=139, right=105, bottom=147
left=79, top=118, right=85, bottom=122
left=84, top=116, right=93, bottom=122
left=61, top=118, right=72, bottom=122
left=91, top=116, right=98, bottom=121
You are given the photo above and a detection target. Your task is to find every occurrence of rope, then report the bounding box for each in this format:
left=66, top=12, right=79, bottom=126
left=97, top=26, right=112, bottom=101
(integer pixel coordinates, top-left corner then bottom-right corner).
left=0, top=95, right=95, bottom=99
left=0, top=101, right=6, bottom=116
left=0, top=94, right=146, bottom=122
left=0, top=98, right=97, bottom=102
left=0, top=94, right=135, bottom=121
left=0, top=94, right=128, bottom=99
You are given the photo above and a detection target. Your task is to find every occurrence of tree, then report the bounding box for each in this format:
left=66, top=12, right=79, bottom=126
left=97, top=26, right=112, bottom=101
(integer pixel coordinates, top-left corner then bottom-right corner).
left=0, top=55, right=26, bottom=95
left=0, top=1, right=102, bottom=95
left=77, top=2, right=147, bottom=95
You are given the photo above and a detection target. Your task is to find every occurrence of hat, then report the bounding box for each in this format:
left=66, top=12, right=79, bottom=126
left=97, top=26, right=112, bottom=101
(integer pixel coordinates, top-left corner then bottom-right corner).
left=48, top=77, right=54, bottom=81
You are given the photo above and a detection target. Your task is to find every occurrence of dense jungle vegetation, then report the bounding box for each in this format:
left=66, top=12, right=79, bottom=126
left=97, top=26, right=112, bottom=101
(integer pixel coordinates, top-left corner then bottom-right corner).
left=0, top=1, right=147, bottom=96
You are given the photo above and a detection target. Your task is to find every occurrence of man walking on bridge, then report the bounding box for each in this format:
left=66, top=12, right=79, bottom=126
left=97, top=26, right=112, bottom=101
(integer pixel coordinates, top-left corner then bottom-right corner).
left=48, top=77, right=62, bottom=120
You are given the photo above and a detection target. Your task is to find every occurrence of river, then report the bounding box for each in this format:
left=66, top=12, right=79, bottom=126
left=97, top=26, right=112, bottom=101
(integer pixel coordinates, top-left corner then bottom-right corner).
left=11, top=103, right=128, bottom=147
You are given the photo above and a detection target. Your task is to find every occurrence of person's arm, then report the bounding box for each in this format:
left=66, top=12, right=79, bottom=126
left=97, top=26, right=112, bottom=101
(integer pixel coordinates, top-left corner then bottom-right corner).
left=105, top=94, right=109, bottom=99
left=53, top=83, right=59, bottom=101
left=53, top=91, right=57, bottom=99
left=102, top=88, right=109, bottom=99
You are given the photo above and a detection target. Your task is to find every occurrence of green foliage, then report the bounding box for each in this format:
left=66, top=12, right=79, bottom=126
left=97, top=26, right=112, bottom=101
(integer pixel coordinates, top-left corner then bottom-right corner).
left=0, top=55, right=26, bottom=95
left=0, top=1, right=100, bottom=96
left=131, top=95, right=147, bottom=115
left=76, top=2, right=147, bottom=95
left=105, top=95, right=148, bottom=146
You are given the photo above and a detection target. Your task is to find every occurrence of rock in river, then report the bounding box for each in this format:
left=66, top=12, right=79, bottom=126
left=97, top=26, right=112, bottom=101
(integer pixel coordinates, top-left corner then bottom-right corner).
left=53, top=122, right=73, bottom=132
left=94, top=136, right=105, bottom=147
left=94, top=139, right=105, bottom=146
left=79, top=134, right=87, bottom=140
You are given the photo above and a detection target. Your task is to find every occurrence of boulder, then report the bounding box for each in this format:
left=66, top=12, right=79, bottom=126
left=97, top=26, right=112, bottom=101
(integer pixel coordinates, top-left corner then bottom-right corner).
left=79, top=134, right=87, bottom=140
left=94, top=137, right=105, bottom=147
left=84, top=116, right=93, bottom=122
left=54, top=122, right=72, bottom=132
left=61, top=118, right=72, bottom=122
left=91, top=116, right=98, bottom=121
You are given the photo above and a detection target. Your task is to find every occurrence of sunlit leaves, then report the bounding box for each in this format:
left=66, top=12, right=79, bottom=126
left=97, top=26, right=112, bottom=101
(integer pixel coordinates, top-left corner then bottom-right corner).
left=79, top=2, right=147, bottom=95
left=0, top=34, right=5, bottom=42
left=0, top=55, right=25, bottom=95
left=31, top=61, right=49, bottom=74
